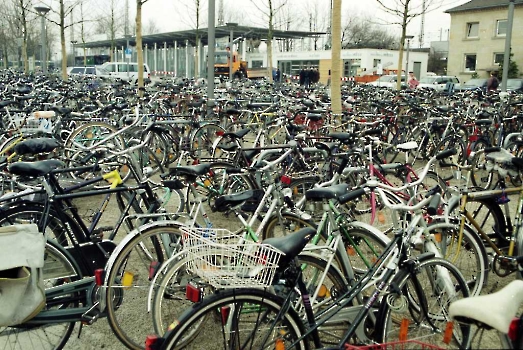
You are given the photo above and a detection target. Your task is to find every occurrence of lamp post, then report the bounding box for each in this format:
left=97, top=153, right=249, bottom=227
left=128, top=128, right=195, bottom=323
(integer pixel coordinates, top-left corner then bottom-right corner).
left=34, top=3, right=50, bottom=74
left=70, top=40, right=77, bottom=67
left=501, top=0, right=515, bottom=92
left=226, top=22, right=238, bottom=81
left=125, top=34, right=131, bottom=80
left=405, top=35, right=414, bottom=87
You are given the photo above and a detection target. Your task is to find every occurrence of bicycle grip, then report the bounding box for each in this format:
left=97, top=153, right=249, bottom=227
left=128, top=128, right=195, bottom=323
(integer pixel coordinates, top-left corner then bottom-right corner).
left=427, top=193, right=441, bottom=216
left=363, top=129, right=382, bottom=137
left=435, top=148, right=457, bottom=160
left=338, top=187, right=366, bottom=205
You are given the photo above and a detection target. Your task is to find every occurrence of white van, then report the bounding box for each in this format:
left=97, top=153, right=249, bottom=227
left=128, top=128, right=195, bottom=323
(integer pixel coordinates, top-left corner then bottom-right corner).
left=96, top=62, right=151, bottom=84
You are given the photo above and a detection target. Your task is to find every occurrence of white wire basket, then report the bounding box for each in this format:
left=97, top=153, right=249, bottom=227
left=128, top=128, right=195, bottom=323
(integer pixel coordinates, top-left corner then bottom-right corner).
left=181, top=226, right=284, bottom=289
left=12, top=112, right=55, bottom=134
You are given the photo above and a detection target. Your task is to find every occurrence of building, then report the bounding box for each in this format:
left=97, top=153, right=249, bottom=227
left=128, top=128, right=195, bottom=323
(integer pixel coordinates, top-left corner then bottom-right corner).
left=446, top=0, right=523, bottom=83
left=81, top=25, right=428, bottom=84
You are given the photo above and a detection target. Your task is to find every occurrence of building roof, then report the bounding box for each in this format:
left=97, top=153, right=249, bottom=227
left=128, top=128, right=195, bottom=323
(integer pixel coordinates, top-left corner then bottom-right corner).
left=446, top=0, right=523, bottom=13
left=80, top=25, right=326, bottom=49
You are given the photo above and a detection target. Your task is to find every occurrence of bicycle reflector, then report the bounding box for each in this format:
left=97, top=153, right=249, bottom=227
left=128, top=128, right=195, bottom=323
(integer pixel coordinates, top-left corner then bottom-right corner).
left=186, top=282, right=203, bottom=303
left=508, top=317, right=521, bottom=341
left=281, top=175, right=291, bottom=185
left=94, top=269, right=104, bottom=286
left=145, top=335, right=160, bottom=350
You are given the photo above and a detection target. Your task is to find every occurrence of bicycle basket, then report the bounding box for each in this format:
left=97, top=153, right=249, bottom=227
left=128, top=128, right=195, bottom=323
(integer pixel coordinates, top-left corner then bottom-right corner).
left=181, top=226, right=284, bottom=289
left=344, top=340, right=444, bottom=350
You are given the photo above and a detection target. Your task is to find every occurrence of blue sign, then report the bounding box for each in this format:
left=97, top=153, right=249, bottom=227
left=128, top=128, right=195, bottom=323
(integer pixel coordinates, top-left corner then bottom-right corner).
left=125, top=48, right=132, bottom=55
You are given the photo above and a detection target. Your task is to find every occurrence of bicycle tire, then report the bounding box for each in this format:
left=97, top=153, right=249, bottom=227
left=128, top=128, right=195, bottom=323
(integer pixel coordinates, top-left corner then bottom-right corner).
left=427, top=218, right=489, bottom=296
left=104, top=222, right=183, bottom=350
left=159, top=288, right=309, bottom=350
left=469, top=140, right=495, bottom=189
left=0, top=240, right=83, bottom=350
left=377, top=257, right=471, bottom=349
left=190, top=123, right=225, bottom=160
left=262, top=212, right=316, bottom=240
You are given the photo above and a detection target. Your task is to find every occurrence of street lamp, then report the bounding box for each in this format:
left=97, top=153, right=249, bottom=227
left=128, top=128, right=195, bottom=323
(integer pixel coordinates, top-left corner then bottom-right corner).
left=405, top=35, right=414, bottom=85
left=70, top=40, right=77, bottom=67
left=34, top=3, right=50, bottom=74
left=226, top=22, right=238, bottom=81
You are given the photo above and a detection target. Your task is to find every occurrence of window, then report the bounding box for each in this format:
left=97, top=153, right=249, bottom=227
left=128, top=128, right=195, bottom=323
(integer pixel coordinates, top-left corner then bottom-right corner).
left=252, top=60, right=263, bottom=68
left=494, top=53, right=504, bottom=65
left=466, top=22, right=479, bottom=38
left=343, top=59, right=360, bottom=76
left=465, top=54, right=477, bottom=71
left=496, top=19, right=507, bottom=36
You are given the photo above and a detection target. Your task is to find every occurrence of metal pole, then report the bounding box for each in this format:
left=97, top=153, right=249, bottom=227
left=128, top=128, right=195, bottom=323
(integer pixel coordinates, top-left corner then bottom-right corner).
left=405, top=38, right=411, bottom=81
left=126, top=36, right=130, bottom=80
left=501, top=0, right=515, bottom=92
left=41, top=15, right=46, bottom=73
left=229, top=27, right=233, bottom=80
left=207, top=0, right=216, bottom=114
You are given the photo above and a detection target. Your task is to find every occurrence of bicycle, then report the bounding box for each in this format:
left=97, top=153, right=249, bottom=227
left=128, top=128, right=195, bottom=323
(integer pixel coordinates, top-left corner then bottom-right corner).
left=151, top=149, right=473, bottom=349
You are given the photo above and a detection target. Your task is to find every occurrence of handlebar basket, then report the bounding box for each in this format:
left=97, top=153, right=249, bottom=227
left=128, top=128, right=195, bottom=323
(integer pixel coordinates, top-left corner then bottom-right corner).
left=181, top=226, right=284, bottom=289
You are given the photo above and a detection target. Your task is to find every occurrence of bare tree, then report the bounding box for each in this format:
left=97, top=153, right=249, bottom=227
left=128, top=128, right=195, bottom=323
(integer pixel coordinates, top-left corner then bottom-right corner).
left=136, top=0, right=149, bottom=95
left=12, top=0, right=33, bottom=73
left=92, top=0, right=122, bottom=61
left=341, top=14, right=399, bottom=50
left=302, top=0, right=329, bottom=51
left=179, top=0, right=208, bottom=78
left=142, top=18, right=160, bottom=35
left=375, top=0, right=449, bottom=90
left=250, top=0, right=288, bottom=82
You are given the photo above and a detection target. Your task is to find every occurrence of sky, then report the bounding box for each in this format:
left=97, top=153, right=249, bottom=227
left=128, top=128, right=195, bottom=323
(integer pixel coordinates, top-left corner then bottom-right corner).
left=139, top=0, right=471, bottom=48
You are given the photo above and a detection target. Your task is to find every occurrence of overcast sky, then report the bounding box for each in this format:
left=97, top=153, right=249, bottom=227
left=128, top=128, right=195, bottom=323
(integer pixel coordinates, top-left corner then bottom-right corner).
left=139, top=0, right=471, bottom=47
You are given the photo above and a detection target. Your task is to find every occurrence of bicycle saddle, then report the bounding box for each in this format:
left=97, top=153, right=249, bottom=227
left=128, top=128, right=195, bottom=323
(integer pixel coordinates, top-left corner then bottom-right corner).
left=8, top=159, right=65, bottom=177
left=225, top=108, right=242, bottom=115
left=305, top=183, right=349, bottom=201
left=396, top=141, right=418, bottom=151
left=449, top=279, right=523, bottom=333
left=168, top=163, right=212, bottom=178
left=262, top=227, right=315, bottom=267
left=14, top=138, right=61, bottom=155
left=222, top=128, right=250, bottom=140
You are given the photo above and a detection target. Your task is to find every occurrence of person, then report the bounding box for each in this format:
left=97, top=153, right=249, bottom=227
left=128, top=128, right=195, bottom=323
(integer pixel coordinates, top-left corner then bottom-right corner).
left=487, top=72, right=499, bottom=92
left=408, top=72, right=419, bottom=89
left=275, top=68, right=281, bottom=83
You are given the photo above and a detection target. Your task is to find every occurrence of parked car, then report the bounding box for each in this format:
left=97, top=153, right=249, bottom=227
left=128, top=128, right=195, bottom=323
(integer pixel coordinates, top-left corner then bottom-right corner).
left=67, top=66, right=97, bottom=75
left=417, top=76, right=460, bottom=91
left=456, top=78, right=488, bottom=91
left=367, top=74, right=407, bottom=89
left=96, top=62, right=151, bottom=84
left=504, top=78, right=523, bottom=92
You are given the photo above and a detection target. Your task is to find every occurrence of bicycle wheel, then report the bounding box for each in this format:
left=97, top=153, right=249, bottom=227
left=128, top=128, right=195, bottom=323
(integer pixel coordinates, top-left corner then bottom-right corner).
left=64, top=121, right=126, bottom=181
left=450, top=197, right=508, bottom=251
left=104, top=222, right=183, bottom=350
left=378, top=257, right=471, bottom=349
left=0, top=204, right=70, bottom=246
left=0, top=240, right=82, bottom=350
left=427, top=218, right=489, bottom=296
left=435, top=134, right=467, bottom=165
left=159, top=288, right=308, bottom=350
left=340, top=222, right=389, bottom=276
left=262, top=212, right=316, bottom=240
left=190, top=123, right=225, bottom=160
left=469, top=141, right=496, bottom=190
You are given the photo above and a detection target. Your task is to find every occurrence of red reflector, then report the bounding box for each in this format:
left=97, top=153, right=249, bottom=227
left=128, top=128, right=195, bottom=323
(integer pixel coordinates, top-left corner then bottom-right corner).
left=217, top=131, right=224, bottom=136
left=221, top=306, right=231, bottom=325
left=508, top=317, right=520, bottom=341
left=192, top=159, right=200, bottom=165
left=186, top=283, right=202, bottom=302
left=145, top=335, right=159, bottom=350
left=281, top=175, right=291, bottom=185
left=149, top=261, right=160, bottom=280
left=469, top=135, right=478, bottom=142
left=95, top=269, right=104, bottom=286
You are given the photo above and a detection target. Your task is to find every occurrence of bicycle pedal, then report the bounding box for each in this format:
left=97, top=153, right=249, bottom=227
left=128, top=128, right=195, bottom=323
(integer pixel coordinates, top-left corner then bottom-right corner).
left=81, top=303, right=101, bottom=325
left=91, top=226, right=113, bottom=239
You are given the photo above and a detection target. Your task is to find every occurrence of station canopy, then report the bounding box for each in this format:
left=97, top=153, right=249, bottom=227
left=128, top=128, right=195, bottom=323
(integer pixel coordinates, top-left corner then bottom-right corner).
left=81, top=25, right=326, bottom=49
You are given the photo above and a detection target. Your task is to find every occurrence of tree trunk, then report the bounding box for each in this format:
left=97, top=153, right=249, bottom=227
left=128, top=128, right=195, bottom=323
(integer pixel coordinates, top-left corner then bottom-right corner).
left=136, top=1, right=144, bottom=95
left=330, top=0, right=342, bottom=115
left=396, top=0, right=410, bottom=91
left=60, top=0, right=68, bottom=80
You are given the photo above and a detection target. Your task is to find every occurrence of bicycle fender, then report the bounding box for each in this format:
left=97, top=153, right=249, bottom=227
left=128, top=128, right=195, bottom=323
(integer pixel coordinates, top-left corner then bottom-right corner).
left=445, top=195, right=461, bottom=224
left=102, top=220, right=184, bottom=283
left=348, top=221, right=391, bottom=245
left=100, top=220, right=184, bottom=311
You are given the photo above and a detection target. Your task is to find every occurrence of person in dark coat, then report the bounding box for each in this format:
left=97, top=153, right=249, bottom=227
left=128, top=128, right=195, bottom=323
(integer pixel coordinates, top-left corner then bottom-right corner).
left=299, top=69, right=305, bottom=86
